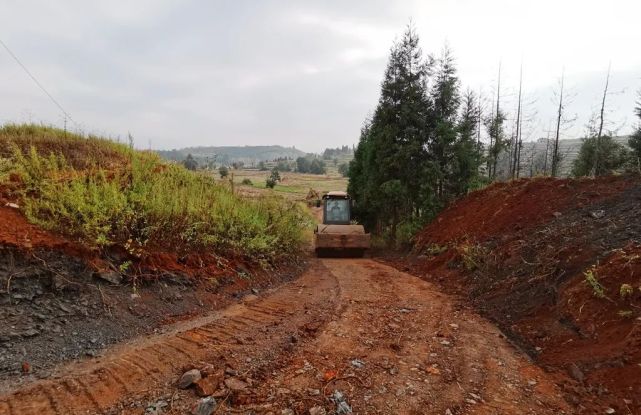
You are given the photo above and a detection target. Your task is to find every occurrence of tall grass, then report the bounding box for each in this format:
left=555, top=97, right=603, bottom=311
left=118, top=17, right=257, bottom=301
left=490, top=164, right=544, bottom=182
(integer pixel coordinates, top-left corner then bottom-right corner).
left=1, top=124, right=311, bottom=263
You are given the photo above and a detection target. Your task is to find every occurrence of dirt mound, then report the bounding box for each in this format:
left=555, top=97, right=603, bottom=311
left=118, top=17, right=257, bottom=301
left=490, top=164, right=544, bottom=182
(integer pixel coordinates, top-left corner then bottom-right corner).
left=0, top=124, right=128, bottom=170
left=415, top=175, right=632, bottom=247
left=397, top=175, right=641, bottom=414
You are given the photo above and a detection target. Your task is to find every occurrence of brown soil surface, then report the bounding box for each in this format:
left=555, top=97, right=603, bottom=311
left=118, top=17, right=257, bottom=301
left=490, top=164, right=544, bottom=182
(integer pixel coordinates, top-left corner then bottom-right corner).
left=389, top=175, right=641, bottom=414
left=0, top=259, right=569, bottom=414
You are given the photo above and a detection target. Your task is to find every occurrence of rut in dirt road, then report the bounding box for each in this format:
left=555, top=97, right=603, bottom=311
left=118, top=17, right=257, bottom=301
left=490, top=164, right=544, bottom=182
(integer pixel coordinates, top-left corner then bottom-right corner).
left=0, top=259, right=569, bottom=414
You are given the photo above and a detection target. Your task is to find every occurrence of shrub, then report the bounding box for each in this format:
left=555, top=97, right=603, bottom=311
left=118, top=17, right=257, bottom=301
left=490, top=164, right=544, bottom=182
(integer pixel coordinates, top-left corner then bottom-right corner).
left=620, top=283, right=634, bottom=299
left=219, top=165, right=229, bottom=178
left=572, top=135, right=628, bottom=177
left=457, top=242, right=488, bottom=271
left=583, top=267, right=605, bottom=298
left=3, top=126, right=311, bottom=263
left=338, top=162, right=349, bottom=177
left=241, top=178, right=253, bottom=186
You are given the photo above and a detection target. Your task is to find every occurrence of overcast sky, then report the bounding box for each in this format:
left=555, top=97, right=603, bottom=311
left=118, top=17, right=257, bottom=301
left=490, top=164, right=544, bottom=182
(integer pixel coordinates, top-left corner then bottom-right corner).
left=1, top=0, right=640, bottom=152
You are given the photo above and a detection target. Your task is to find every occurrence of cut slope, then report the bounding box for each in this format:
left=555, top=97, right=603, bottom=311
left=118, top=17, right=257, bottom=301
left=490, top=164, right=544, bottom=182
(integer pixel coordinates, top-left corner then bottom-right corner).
left=402, top=175, right=641, bottom=414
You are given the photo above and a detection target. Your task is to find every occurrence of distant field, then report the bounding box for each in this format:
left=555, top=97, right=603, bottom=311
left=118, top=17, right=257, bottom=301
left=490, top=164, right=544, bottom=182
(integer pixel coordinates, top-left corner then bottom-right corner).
left=226, top=169, right=348, bottom=200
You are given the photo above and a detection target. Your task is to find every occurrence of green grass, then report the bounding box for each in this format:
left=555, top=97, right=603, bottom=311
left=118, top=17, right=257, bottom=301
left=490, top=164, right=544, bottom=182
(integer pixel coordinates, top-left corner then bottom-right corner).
left=232, top=169, right=348, bottom=200
left=1, top=124, right=311, bottom=264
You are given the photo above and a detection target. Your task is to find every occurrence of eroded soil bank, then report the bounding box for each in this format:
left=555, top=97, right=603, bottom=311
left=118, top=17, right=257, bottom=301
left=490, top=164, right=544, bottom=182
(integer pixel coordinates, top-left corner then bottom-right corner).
left=386, top=175, right=641, bottom=414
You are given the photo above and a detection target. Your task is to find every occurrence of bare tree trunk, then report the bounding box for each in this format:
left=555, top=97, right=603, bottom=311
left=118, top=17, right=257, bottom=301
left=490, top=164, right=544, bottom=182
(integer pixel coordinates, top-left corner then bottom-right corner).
left=477, top=88, right=482, bottom=167
left=543, top=123, right=551, bottom=175
left=512, top=64, right=523, bottom=179
left=552, top=69, right=564, bottom=177
left=492, top=62, right=502, bottom=180
left=591, top=62, right=611, bottom=177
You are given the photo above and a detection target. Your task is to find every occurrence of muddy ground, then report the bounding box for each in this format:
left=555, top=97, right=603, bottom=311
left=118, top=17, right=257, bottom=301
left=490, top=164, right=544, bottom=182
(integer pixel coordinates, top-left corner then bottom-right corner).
left=0, top=245, right=306, bottom=394
left=0, top=259, right=569, bottom=415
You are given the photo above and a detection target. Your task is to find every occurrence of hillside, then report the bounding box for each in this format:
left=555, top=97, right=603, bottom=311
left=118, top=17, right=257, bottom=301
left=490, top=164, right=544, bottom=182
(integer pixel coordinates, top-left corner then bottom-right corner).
left=393, top=175, right=641, bottom=413
left=0, top=124, right=312, bottom=388
left=157, top=145, right=307, bottom=166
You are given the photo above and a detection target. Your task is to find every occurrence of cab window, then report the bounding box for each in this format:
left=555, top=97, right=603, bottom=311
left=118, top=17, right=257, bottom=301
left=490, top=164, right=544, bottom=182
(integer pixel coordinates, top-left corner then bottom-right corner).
left=325, top=199, right=350, bottom=223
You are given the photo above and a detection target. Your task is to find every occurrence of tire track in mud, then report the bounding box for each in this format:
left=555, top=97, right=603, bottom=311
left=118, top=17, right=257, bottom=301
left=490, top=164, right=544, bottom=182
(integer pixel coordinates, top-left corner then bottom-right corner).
left=0, top=261, right=340, bottom=415
left=256, top=259, right=570, bottom=415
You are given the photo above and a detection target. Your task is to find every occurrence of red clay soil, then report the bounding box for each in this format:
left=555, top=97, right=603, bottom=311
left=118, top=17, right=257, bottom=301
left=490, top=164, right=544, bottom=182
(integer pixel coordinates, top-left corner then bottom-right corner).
left=415, top=175, right=632, bottom=247
left=395, top=174, right=641, bottom=414
left=0, top=206, right=74, bottom=251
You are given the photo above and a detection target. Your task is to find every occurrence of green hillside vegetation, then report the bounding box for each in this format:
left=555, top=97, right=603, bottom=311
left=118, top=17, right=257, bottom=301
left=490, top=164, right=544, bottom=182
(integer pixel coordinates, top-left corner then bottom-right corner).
left=0, top=124, right=310, bottom=263
left=157, top=145, right=306, bottom=167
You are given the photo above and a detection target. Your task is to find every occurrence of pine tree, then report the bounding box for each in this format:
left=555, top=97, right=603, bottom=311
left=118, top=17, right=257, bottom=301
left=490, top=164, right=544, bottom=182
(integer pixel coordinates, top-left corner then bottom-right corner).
left=429, top=46, right=461, bottom=199
left=452, top=89, right=481, bottom=194
left=348, top=24, right=432, bottom=239
left=486, top=64, right=507, bottom=180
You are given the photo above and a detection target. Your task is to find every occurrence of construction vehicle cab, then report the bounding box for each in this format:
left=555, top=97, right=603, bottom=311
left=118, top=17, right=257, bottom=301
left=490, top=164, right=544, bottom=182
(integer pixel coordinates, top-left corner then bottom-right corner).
left=314, top=191, right=370, bottom=257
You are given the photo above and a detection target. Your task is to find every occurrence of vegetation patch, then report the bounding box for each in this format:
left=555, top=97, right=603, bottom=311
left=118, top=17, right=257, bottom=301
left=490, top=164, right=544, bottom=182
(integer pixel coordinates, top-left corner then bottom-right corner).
left=1, top=124, right=311, bottom=264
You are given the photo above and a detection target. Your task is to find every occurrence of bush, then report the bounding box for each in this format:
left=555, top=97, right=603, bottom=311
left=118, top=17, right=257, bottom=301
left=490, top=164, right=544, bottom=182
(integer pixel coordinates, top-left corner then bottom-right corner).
left=219, top=165, right=229, bottom=178
left=572, top=135, right=628, bottom=177
left=265, top=177, right=277, bottom=188
left=338, top=163, right=349, bottom=177
left=241, top=178, right=253, bottom=185
left=2, top=125, right=311, bottom=263
left=183, top=154, right=198, bottom=171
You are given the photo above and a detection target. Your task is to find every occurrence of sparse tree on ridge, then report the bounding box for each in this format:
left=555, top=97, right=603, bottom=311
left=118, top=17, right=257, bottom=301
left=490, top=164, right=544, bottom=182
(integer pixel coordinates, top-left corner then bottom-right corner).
left=591, top=63, right=612, bottom=177
left=511, top=64, right=524, bottom=179
left=628, top=91, right=641, bottom=171
left=486, top=63, right=507, bottom=180
left=551, top=70, right=566, bottom=177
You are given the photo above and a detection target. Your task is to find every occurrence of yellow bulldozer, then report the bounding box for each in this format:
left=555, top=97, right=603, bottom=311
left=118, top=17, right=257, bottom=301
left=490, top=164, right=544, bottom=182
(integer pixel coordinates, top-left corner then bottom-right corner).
left=314, top=191, right=370, bottom=257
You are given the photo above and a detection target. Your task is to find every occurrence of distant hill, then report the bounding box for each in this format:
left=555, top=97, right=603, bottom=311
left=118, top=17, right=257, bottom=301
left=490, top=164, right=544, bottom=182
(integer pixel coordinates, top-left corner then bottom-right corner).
left=157, top=145, right=307, bottom=166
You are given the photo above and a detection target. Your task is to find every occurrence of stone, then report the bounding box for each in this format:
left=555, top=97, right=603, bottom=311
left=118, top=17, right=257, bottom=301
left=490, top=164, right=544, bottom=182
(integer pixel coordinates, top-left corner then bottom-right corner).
left=224, top=377, right=248, bottom=392
left=195, top=376, right=220, bottom=397
left=94, top=271, right=122, bottom=285
left=568, top=363, right=584, bottom=382
left=192, top=397, right=217, bottom=415
left=242, top=294, right=259, bottom=303
left=145, top=399, right=168, bottom=415
left=309, top=406, right=326, bottom=415
left=5, top=202, right=19, bottom=209
left=281, top=410, right=295, bottom=415
left=21, top=328, right=40, bottom=338
left=178, top=369, right=202, bottom=389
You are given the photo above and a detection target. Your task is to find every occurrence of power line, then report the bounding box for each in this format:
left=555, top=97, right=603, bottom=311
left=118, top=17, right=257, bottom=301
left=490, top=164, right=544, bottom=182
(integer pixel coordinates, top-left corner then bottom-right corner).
left=0, top=37, right=77, bottom=126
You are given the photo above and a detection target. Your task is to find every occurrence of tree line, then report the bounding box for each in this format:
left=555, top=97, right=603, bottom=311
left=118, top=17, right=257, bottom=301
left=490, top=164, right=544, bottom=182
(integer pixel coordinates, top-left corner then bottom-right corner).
left=348, top=25, right=641, bottom=244
left=348, top=26, right=484, bottom=243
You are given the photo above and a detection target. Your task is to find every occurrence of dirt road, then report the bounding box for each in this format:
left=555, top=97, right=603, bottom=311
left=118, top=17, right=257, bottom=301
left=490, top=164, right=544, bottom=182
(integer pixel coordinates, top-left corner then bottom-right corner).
left=0, top=259, right=569, bottom=414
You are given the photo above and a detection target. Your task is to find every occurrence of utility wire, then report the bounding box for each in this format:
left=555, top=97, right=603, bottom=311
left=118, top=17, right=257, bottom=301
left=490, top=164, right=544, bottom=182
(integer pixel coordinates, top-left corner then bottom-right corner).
left=0, top=38, right=77, bottom=126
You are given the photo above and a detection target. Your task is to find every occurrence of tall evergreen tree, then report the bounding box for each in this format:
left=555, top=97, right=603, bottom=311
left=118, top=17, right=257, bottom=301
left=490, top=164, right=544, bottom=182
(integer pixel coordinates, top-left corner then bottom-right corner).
left=429, top=46, right=461, bottom=199
left=486, top=65, right=507, bottom=179
left=348, top=25, right=432, bottom=239
left=452, top=89, right=481, bottom=195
